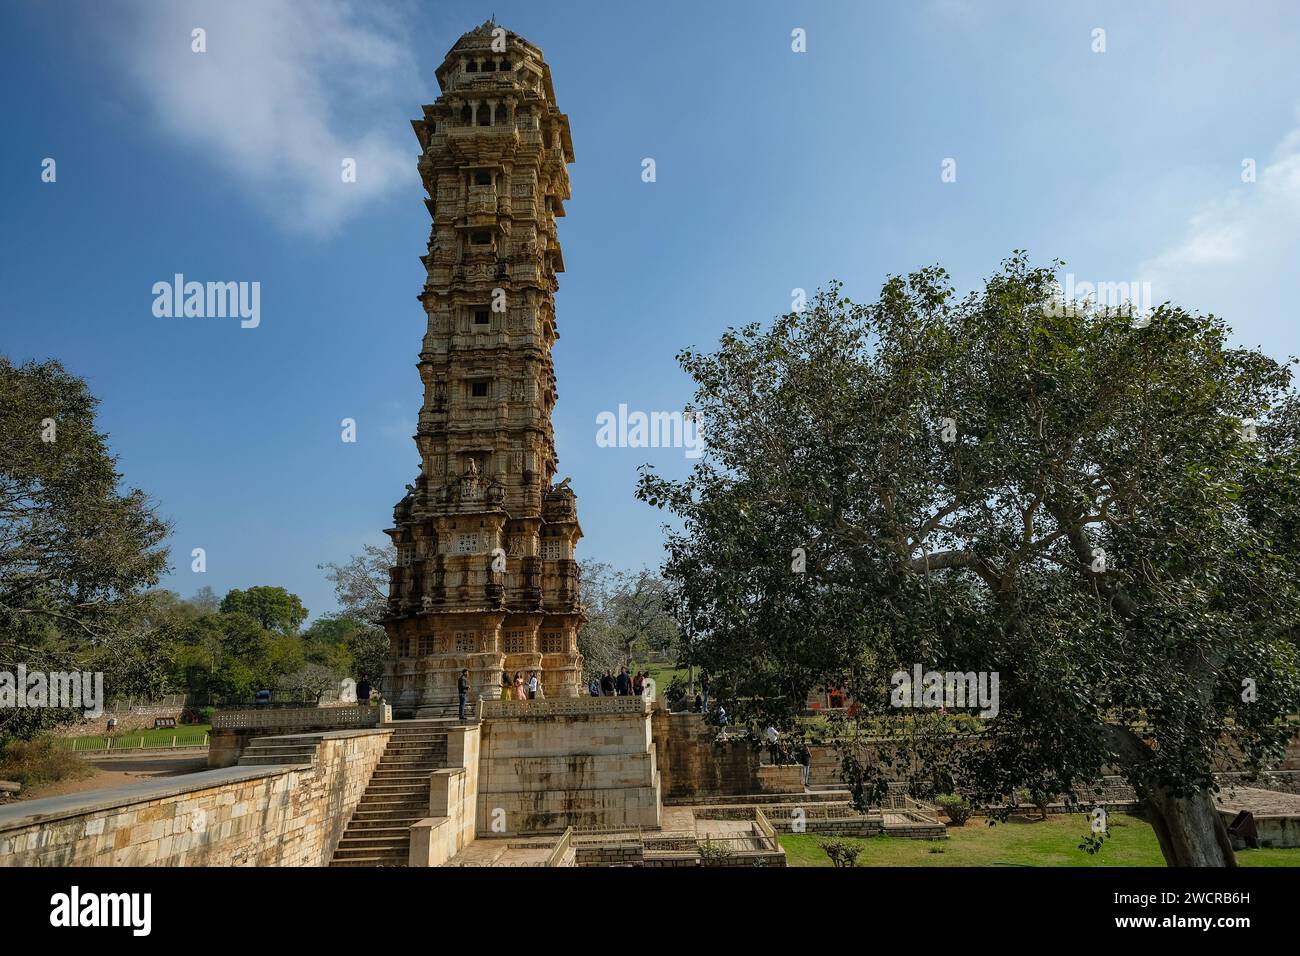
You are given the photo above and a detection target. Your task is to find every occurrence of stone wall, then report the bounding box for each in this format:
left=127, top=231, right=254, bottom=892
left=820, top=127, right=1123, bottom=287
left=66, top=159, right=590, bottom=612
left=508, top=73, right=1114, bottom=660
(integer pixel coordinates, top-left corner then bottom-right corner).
left=652, top=710, right=771, bottom=800
left=208, top=705, right=386, bottom=767
left=477, top=697, right=661, bottom=833
left=0, top=729, right=389, bottom=867
left=411, top=724, right=480, bottom=866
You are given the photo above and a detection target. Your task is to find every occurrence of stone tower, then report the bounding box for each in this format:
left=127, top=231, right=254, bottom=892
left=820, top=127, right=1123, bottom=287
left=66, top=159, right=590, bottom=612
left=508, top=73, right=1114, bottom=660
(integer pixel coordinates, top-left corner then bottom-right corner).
left=382, top=21, right=583, bottom=717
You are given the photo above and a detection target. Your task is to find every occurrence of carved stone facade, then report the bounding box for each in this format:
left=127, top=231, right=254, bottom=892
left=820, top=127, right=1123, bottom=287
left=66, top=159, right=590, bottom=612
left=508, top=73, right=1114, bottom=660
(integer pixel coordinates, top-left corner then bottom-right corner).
left=382, top=21, right=583, bottom=717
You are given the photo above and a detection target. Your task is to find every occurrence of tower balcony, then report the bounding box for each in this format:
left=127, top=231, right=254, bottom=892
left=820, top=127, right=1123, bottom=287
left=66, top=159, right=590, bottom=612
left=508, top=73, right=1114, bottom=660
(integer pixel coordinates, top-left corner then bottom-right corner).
left=446, top=125, right=519, bottom=163
left=466, top=184, right=497, bottom=218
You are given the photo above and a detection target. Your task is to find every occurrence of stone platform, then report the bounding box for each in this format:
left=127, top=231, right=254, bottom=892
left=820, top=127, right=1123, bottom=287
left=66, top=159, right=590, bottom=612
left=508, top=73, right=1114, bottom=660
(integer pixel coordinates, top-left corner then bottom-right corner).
left=476, top=696, right=662, bottom=834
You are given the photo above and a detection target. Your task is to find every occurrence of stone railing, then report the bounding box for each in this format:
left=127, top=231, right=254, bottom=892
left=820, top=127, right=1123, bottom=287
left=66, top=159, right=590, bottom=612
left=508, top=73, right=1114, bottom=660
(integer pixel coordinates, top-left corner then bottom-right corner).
left=211, top=705, right=382, bottom=731
left=754, top=809, right=778, bottom=851
left=481, top=696, right=649, bottom=719
left=545, top=827, right=574, bottom=867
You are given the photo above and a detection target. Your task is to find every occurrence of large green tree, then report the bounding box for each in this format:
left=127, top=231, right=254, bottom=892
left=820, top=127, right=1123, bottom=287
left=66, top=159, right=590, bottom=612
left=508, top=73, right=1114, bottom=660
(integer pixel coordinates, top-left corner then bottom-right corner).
left=639, top=255, right=1300, bottom=867
left=0, top=356, right=170, bottom=740
left=219, top=586, right=308, bottom=635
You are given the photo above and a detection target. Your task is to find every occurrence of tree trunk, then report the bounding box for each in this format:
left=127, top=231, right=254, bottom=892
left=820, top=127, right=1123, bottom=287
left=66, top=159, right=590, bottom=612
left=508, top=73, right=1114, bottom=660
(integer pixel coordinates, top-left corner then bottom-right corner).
left=1144, top=785, right=1237, bottom=867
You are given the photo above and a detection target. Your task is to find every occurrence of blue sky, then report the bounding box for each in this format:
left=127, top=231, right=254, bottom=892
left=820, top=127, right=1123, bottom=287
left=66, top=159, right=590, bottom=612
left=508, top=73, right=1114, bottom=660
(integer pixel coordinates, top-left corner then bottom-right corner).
left=2, top=0, right=1298, bottom=621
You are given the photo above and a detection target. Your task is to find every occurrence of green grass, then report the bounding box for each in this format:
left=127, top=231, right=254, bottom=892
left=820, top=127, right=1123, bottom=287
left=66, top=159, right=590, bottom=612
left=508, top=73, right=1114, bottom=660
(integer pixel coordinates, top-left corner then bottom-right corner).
left=643, top=664, right=687, bottom=694
left=57, top=725, right=211, bottom=750
left=780, top=813, right=1300, bottom=867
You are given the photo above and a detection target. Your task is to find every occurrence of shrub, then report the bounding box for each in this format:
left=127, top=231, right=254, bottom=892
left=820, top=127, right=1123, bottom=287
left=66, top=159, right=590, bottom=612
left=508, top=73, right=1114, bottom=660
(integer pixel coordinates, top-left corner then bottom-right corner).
left=698, top=840, right=734, bottom=863
left=666, top=675, right=688, bottom=709
left=1019, top=788, right=1052, bottom=820
left=0, top=737, right=93, bottom=790
left=819, top=839, right=863, bottom=868
left=936, top=793, right=974, bottom=826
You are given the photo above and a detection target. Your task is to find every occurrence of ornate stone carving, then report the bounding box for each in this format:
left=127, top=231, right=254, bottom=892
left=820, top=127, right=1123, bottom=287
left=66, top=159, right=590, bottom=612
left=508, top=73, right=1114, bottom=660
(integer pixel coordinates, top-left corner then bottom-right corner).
left=384, top=22, right=584, bottom=715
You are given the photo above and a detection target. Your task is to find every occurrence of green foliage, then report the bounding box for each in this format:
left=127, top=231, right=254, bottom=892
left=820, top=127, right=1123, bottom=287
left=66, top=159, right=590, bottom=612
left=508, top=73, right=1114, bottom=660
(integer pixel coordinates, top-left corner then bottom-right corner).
left=219, top=586, right=308, bottom=634
left=637, top=254, right=1300, bottom=865
left=0, top=356, right=171, bottom=742
left=819, top=839, right=863, bottom=868
left=936, top=794, right=974, bottom=826
left=0, top=737, right=94, bottom=790
left=698, top=840, right=734, bottom=862
left=665, top=674, right=688, bottom=708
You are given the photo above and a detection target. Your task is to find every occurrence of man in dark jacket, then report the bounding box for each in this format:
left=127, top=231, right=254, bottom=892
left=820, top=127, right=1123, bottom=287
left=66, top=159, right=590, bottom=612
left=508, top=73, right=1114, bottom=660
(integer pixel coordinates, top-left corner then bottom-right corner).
left=600, top=672, right=615, bottom=696
left=457, top=669, right=469, bottom=720
left=615, top=667, right=631, bottom=696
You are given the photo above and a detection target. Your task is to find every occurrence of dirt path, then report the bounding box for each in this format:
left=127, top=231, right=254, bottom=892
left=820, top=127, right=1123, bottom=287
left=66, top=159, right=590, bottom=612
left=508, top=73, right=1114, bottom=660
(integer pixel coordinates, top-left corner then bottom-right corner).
left=13, top=755, right=209, bottom=802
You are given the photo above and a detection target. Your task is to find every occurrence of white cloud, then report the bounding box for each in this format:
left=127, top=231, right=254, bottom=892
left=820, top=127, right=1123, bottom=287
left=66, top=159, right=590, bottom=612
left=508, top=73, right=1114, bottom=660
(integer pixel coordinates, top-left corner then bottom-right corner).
left=1139, top=125, right=1300, bottom=354
left=116, top=0, right=419, bottom=236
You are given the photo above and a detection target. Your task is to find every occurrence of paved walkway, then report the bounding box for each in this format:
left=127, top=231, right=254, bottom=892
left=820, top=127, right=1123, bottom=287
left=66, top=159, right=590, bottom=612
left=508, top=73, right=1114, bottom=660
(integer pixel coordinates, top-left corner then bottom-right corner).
left=444, top=837, right=556, bottom=867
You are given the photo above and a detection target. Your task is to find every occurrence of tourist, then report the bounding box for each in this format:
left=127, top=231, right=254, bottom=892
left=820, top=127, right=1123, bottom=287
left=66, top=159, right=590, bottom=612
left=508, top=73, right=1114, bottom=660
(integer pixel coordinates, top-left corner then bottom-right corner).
left=615, top=667, right=631, bottom=696
left=513, top=672, right=527, bottom=701
left=527, top=671, right=539, bottom=699
left=693, top=692, right=703, bottom=713
left=700, top=673, right=710, bottom=712
left=600, top=671, right=615, bottom=696
left=501, top=668, right=512, bottom=701
left=457, top=669, right=469, bottom=720
left=588, top=676, right=600, bottom=697
left=633, top=671, right=644, bottom=696
left=800, top=743, right=812, bottom=788
left=356, top=679, right=371, bottom=705
left=765, top=725, right=780, bottom=765
left=255, top=688, right=271, bottom=707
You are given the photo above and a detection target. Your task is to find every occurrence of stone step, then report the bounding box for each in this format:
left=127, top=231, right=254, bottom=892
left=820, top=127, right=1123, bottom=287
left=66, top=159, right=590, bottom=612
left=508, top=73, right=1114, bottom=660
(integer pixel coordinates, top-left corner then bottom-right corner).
left=332, top=849, right=408, bottom=863
left=355, top=798, right=426, bottom=808
left=237, top=754, right=315, bottom=766
left=337, top=831, right=411, bottom=848
left=345, top=816, right=421, bottom=832
left=329, top=856, right=407, bottom=867
left=348, top=816, right=424, bottom=830
left=332, top=842, right=408, bottom=858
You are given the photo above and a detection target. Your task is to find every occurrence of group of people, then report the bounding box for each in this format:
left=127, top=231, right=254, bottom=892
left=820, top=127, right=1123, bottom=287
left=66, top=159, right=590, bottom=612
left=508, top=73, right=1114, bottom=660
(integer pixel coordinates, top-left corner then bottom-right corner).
left=588, top=666, right=651, bottom=698
left=500, top=669, right=545, bottom=702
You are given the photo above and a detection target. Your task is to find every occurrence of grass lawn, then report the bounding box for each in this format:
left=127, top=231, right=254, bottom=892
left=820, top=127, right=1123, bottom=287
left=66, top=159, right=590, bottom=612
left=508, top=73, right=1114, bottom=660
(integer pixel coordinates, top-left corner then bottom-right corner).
left=59, top=725, right=211, bottom=749
left=780, top=813, right=1300, bottom=867
left=644, top=664, right=687, bottom=694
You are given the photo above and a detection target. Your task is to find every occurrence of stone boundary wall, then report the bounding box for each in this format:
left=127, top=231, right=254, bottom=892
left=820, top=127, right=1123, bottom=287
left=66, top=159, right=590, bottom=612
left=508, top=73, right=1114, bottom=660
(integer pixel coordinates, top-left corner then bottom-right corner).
left=0, top=729, right=390, bottom=867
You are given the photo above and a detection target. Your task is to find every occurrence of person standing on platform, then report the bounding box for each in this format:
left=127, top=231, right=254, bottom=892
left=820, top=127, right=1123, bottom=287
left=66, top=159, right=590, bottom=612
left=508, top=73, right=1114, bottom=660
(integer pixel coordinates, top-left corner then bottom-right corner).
left=457, top=669, right=469, bottom=720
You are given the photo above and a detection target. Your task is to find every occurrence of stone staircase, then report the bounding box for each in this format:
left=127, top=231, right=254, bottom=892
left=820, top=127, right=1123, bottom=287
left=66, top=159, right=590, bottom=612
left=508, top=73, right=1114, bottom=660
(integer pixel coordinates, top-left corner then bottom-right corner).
left=237, top=735, right=321, bottom=767
left=329, top=724, right=449, bottom=867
